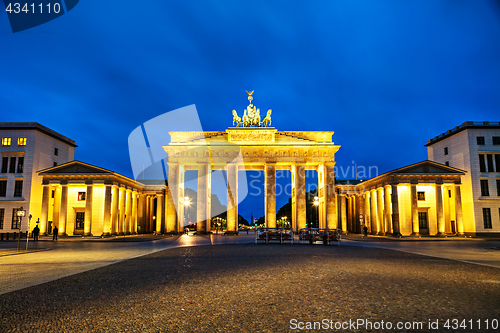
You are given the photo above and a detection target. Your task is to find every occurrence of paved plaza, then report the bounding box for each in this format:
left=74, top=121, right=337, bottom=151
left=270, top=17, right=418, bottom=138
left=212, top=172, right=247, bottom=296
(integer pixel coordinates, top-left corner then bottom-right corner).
left=0, top=235, right=499, bottom=332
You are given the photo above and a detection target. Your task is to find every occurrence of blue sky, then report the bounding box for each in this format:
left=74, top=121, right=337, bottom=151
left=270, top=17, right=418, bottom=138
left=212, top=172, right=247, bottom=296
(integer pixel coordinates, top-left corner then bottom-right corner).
left=1, top=0, right=500, bottom=219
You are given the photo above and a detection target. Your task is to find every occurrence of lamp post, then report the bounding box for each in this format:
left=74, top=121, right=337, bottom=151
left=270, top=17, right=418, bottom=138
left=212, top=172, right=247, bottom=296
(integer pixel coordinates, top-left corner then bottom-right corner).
left=283, top=216, right=288, bottom=228
left=152, top=215, right=155, bottom=235
left=26, top=214, right=32, bottom=250
left=313, top=196, right=320, bottom=228
left=16, top=207, right=26, bottom=251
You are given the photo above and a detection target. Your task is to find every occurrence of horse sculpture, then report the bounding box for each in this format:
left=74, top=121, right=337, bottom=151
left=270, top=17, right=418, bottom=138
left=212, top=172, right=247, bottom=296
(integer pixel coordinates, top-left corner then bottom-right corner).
left=232, top=110, right=241, bottom=127
left=262, top=109, right=272, bottom=127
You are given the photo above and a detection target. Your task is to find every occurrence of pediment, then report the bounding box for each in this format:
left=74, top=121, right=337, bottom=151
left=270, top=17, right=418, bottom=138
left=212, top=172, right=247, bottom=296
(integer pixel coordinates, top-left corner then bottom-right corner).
left=38, top=161, right=113, bottom=175
left=392, top=161, right=465, bottom=175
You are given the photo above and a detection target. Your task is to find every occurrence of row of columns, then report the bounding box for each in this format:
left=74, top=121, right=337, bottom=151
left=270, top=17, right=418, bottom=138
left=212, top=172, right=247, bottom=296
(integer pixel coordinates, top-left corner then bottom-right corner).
left=166, top=162, right=339, bottom=234
left=357, top=182, right=463, bottom=237
left=39, top=182, right=161, bottom=236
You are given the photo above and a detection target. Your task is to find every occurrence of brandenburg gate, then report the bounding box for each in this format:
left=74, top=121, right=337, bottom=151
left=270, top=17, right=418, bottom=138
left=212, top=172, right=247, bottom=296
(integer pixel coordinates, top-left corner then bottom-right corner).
left=164, top=91, right=340, bottom=234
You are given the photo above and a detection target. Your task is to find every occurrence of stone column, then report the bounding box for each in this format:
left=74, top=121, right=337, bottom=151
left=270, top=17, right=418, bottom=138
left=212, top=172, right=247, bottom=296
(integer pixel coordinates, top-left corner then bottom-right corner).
left=53, top=186, right=61, bottom=233
left=84, top=184, right=93, bottom=236
left=364, top=192, right=370, bottom=233
left=40, top=185, right=50, bottom=235
left=111, top=185, right=119, bottom=235
left=145, top=195, right=150, bottom=233
left=156, top=193, right=164, bottom=234
left=295, top=164, right=307, bottom=231
left=377, top=187, right=384, bottom=236
left=197, top=164, right=210, bottom=234
left=358, top=194, right=364, bottom=234
left=340, top=194, right=347, bottom=233
left=60, top=184, right=68, bottom=237
left=137, top=193, right=144, bottom=234
left=324, top=163, right=337, bottom=231
left=118, top=187, right=125, bottom=235
left=436, top=182, right=445, bottom=236
left=264, top=163, right=276, bottom=228
left=370, top=190, right=378, bottom=235
left=410, top=182, right=419, bottom=236
left=226, top=163, right=239, bottom=234
left=384, top=186, right=392, bottom=235
left=125, top=189, right=132, bottom=234
left=103, top=185, right=112, bottom=236
left=132, top=191, right=138, bottom=234
left=455, top=183, right=464, bottom=235
left=391, top=184, right=401, bottom=237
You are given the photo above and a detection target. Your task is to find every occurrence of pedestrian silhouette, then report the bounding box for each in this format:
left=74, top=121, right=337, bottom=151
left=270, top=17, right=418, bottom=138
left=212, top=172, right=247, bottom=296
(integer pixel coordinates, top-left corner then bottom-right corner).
left=363, top=225, right=368, bottom=237
left=53, top=226, right=58, bottom=241
left=33, top=225, right=40, bottom=241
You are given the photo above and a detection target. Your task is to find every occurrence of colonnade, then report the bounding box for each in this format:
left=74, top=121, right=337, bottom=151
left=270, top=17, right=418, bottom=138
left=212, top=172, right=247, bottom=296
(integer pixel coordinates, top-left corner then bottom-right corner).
left=39, top=180, right=163, bottom=236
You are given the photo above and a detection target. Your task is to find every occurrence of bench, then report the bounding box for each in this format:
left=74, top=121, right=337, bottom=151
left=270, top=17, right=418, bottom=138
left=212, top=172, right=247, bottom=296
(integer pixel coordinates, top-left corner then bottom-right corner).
left=255, top=227, right=294, bottom=244
left=299, top=228, right=341, bottom=246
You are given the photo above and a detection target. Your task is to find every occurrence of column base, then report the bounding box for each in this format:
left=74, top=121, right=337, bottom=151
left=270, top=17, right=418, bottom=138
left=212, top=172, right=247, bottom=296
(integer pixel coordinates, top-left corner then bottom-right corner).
left=377, top=231, right=385, bottom=236
left=224, top=231, right=239, bottom=235
left=370, top=231, right=378, bottom=236
left=392, top=232, right=402, bottom=238
left=102, top=232, right=111, bottom=237
left=410, top=232, right=420, bottom=236
left=84, top=232, right=93, bottom=236
left=436, top=232, right=447, bottom=238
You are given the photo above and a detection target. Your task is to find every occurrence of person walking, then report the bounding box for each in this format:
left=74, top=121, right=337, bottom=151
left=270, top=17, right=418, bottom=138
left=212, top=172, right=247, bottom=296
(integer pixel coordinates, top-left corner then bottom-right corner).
left=32, top=225, right=40, bottom=241
left=53, top=226, right=58, bottom=241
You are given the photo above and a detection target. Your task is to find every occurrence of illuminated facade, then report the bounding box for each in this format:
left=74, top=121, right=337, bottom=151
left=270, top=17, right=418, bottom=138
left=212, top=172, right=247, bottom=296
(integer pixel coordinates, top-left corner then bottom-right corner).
left=0, top=123, right=75, bottom=233
left=426, top=121, right=500, bottom=236
left=4, top=120, right=498, bottom=237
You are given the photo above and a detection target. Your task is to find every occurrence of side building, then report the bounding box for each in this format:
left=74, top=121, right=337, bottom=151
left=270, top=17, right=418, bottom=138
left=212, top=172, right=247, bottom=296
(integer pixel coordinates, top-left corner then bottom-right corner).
left=426, top=121, right=500, bottom=236
left=0, top=123, right=76, bottom=233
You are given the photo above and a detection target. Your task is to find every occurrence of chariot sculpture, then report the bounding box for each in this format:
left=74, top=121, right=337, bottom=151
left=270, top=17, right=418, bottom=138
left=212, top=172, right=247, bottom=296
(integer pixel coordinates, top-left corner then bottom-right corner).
left=232, top=90, right=272, bottom=127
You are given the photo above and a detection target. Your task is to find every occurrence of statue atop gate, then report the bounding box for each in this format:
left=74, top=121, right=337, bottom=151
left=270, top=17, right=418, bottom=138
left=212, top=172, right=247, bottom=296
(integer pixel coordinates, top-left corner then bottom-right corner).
left=232, top=90, right=272, bottom=127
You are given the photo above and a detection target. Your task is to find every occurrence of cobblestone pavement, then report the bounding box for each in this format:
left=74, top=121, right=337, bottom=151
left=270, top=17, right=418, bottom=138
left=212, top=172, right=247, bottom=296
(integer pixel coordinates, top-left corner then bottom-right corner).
left=0, top=244, right=499, bottom=332
left=0, top=234, right=255, bottom=295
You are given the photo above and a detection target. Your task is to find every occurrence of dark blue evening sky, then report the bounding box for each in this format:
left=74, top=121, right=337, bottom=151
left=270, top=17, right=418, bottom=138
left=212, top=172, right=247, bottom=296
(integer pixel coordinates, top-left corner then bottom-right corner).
left=1, top=0, right=500, bottom=219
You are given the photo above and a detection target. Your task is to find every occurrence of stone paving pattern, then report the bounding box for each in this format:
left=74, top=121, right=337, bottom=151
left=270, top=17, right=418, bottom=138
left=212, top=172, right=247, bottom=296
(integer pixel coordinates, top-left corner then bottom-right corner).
left=1, top=244, right=499, bottom=332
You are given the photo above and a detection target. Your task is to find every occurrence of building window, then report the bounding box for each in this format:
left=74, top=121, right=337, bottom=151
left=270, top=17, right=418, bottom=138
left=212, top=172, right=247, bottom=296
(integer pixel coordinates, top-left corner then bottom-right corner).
left=493, top=136, right=500, bottom=145
left=13, top=180, right=23, bottom=197
left=487, top=154, right=494, bottom=172
left=0, top=180, right=6, bottom=197
left=51, top=190, right=55, bottom=199
left=78, top=192, right=86, bottom=201
left=480, top=179, right=489, bottom=197
left=417, top=191, right=425, bottom=200
left=497, top=179, right=500, bottom=197
left=17, top=137, right=26, bottom=146
left=54, top=148, right=58, bottom=156
left=418, top=212, right=428, bottom=229
left=53, top=162, right=57, bottom=167
left=479, top=154, right=486, bottom=172
left=17, top=157, right=24, bottom=173
left=477, top=136, right=485, bottom=145
left=496, top=155, right=500, bottom=173
left=11, top=208, right=21, bottom=229
left=9, top=157, right=16, bottom=173
left=444, top=147, right=448, bottom=155
left=448, top=190, right=452, bottom=198
left=2, top=137, right=11, bottom=146
left=1, top=157, right=7, bottom=173
left=483, top=208, right=492, bottom=229
left=0, top=208, right=4, bottom=229
left=76, top=212, right=85, bottom=229
left=445, top=161, right=449, bottom=166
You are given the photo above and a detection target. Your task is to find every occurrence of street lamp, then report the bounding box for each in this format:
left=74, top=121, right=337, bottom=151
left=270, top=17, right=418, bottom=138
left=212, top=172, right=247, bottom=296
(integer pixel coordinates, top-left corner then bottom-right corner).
left=16, top=207, right=26, bottom=251
left=313, top=196, right=320, bottom=228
